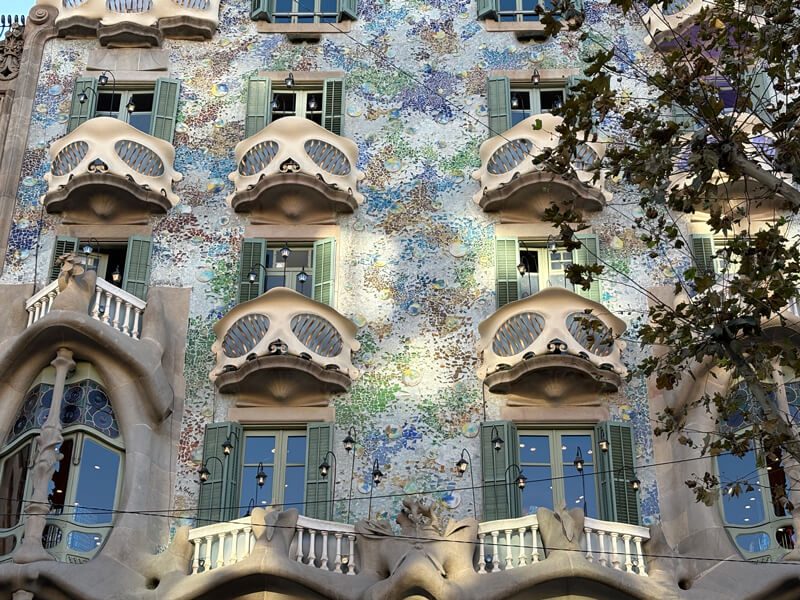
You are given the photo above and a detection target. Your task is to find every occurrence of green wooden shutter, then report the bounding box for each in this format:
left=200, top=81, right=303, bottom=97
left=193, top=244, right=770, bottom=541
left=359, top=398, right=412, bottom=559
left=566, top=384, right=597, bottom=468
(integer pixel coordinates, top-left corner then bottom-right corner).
left=322, top=78, right=345, bottom=135
left=68, top=77, right=98, bottom=133
left=749, top=70, right=773, bottom=125
left=313, top=238, right=336, bottom=307
left=496, top=238, right=519, bottom=308
left=480, top=421, right=520, bottom=521
left=690, top=234, right=716, bottom=276
left=477, top=0, right=498, bottom=19
left=487, top=76, right=511, bottom=136
left=122, top=235, right=152, bottom=301
left=251, top=0, right=272, bottom=20
left=150, top=78, right=181, bottom=143
left=49, top=236, right=79, bottom=282
left=595, top=421, right=640, bottom=525
left=197, top=421, right=243, bottom=526
left=304, top=423, right=332, bottom=520
left=572, top=233, right=601, bottom=303
left=245, top=76, right=272, bottom=138
left=337, top=0, right=357, bottom=20
left=238, top=238, right=267, bottom=304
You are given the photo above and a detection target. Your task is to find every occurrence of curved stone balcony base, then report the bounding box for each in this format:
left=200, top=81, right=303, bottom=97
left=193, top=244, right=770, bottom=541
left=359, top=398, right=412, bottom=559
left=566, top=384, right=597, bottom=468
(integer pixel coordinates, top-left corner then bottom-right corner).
left=44, top=172, right=172, bottom=224
left=97, top=21, right=162, bottom=48
left=231, top=171, right=358, bottom=225
left=479, top=170, right=605, bottom=223
left=215, top=354, right=351, bottom=406
left=485, top=354, right=622, bottom=403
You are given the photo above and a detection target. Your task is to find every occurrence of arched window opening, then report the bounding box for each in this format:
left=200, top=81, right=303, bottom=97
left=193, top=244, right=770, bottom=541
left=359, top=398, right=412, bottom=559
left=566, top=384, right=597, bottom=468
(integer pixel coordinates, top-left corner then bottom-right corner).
left=0, top=363, right=123, bottom=563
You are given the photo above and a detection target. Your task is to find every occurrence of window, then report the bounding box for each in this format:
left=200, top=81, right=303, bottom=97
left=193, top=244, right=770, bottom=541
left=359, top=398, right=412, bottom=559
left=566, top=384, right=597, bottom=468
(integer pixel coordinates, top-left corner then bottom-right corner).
left=238, top=430, right=307, bottom=516
left=480, top=421, right=639, bottom=524
left=496, top=235, right=600, bottom=308
left=715, top=382, right=798, bottom=561
left=510, top=85, right=565, bottom=126
left=251, top=0, right=357, bottom=25
left=49, top=235, right=153, bottom=301
left=67, top=77, right=181, bottom=143
left=244, top=76, right=344, bottom=137
left=197, top=422, right=332, bottom=525
left=238, top=237, right=336, bottom=306
left=477, top=0, right=583, bottom=32
left=518, top=429, right=598, bottom=516
left=690, top=233, right=749, bottom=279
left=497, top=0, right=558, bottom=23
left=487, top=75, right=576, bottom=135
left=0, top=364, right=123, bottom=562
left=271, top=89, right=324, bottom=125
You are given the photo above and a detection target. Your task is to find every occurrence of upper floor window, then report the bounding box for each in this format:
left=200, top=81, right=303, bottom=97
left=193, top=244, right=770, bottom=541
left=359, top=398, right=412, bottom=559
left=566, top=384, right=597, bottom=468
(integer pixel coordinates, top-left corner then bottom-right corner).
left=49, top=235, right=153, bottom=302
left=237, top=237, right=336, bottom=307
left=510, top=85, right=565, bottom=126
left=496, top=235, right=600, bottom=307
left=0, top=364, right=123, bottom=562
left=487, top=75, right=576, bottom=136
left=251, top=0, right=357, bottom=25
left=197, top=422, right=332, bottom=525
left=244, top=76, right=344, bottom=137
left=478, top=1, right=584, bottom=38
left=67, top=76, right=181, bottom=144
left=480, top=420, right=640, bottom=525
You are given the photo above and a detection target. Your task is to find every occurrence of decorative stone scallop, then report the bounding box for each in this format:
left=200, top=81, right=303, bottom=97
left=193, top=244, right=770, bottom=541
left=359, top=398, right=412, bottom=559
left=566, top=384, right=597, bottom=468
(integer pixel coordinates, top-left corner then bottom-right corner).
left=492, top=312, right=545, bottom=357
left=239, top=140, right=279, bottom=176
left=115, top=139, right=165, bottom=177
left=52, top=141, right=89, bottom=177
left=107, top=0, right=153, bottom=13
left=291, top=314, right=343, bottom=358
left=221, top=314, right=270, bottom=358
left=566, top=312, right=614, bottom=357
left=304, top=139, right=352, bottom=176
left=486, top=139, right=533, bottom=175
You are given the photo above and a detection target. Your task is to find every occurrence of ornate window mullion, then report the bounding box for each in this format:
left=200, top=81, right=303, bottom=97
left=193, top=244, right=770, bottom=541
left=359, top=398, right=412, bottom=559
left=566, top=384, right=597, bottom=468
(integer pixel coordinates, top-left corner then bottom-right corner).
left=13, top=347, right=76, bottom=564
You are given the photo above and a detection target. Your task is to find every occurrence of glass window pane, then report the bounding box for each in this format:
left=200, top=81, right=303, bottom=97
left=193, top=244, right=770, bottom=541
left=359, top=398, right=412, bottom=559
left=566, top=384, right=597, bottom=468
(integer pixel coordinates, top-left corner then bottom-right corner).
left=266, top=275, right=286, bottom=290
left=96, top=92, right=121, bottom=114
left=540, top=90, right=564, bottom=112
left=244, top=435, right=275, bottom=465
left=718, top=449, right=765, bottom=525
left=286, top=435, right=307, bottom=464
left=499, top=0, right=517, bottom=20
left=284, top=465, right=306, bottom=512
left=320, top=0, right=336, bottom=13
left=240, top=465, right=273, bottom=516
left=563, top=463, right=598, bottom=518
left=735, top=531, right=771, bottom=554
left=284, top=249, right=311, bottom=268
left=519, top=435, right=550, bottom=464
left=73, top=438, right=120, bottom=525
left=777, top=525, right=795, bottom=550
left=68, top=530, right=103, bottom=552
left=274, top=0, right=292, bottom=13
left=128, top=113, right=152, bottom=133
left=130, top=93, right=153, bottom=113
left=520, top=465, right=553, bottom=515
left=522, top=0, right=538, bottom=21
left=49, top=438, right=73, bottom=513
left=0, top=442, right=31, bottom=529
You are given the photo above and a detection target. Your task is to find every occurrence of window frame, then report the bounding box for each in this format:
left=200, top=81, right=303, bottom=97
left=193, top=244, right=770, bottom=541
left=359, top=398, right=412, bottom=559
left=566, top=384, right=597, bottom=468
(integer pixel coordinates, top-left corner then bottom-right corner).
left=272, top=0, right=339, bottom=23
left=509, top=85, right=565, bottom=125
left=94, top=83, right=156, bottom=134
left=264, top=242, right=315, bottom=298
left=517, top=426, right=599, bottom=517
left=239, top=427, right=307, bottom=516
left=270, top=87, right=325, bottom=126
left=517, top=240, right=572, bottom=298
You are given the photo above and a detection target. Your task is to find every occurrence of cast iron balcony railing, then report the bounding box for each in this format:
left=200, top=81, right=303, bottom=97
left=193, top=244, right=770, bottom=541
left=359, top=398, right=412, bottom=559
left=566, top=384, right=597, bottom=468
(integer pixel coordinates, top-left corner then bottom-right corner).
left=210, top=287, right=360, bottom=405
left=37, top=0, right=220, bottom=45
left=476, top=287, right=627, bottom=401
left=227, top=116, right=365, bottom=224
left=43, top=117, right=182, bottom=224
left=471, top=113, right=608, bottom=223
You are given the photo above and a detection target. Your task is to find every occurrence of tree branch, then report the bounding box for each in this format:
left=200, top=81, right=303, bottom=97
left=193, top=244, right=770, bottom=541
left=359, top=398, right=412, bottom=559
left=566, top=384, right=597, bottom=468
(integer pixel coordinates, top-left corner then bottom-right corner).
left=730, top=153, right=800, bottom=210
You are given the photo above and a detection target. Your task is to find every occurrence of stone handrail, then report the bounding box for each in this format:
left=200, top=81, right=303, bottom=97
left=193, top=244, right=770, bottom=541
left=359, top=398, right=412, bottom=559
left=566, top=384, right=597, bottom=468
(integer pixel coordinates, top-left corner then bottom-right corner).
left=227, top=116, right=365, bottom=207
left=37, top=0, right=220, bottom=28
left=26, top=276, right=146, bottom=339
left=210, top=287, right=360, bottom=383
left=476, top=287, right=627, bottom=380
left=471, top=113, right=607, bottom=205
left=44, top=117, right=182, bottom=206
left=187, top=514, right=357, bottom=575
left=643, top=0, right=708, bottom=46
left=476, top=514, right=649, bottom=576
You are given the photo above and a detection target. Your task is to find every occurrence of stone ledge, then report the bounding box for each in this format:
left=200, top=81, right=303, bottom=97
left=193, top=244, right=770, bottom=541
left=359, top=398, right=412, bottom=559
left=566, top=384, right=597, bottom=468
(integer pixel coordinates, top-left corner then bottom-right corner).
left=256, top=20, right=352, bottom=41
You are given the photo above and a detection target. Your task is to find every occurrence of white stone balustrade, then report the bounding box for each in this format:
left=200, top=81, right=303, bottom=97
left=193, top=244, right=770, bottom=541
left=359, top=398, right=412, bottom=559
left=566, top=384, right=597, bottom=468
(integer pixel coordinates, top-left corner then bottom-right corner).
left=26, top=277, right=146, bottom=339
left=476, top=287, right=627, bottom=380
left=471, top=113, right=608, bottom=207
left=186, top=515, right=357, bottom=576
left=476, top=514, right=544, bottom=573
left=37, top=0, right=221, bottom=30
left=476, top=514, right=649, bottom=576
left=44, top=117, right=182, bottom=207
left=227, top=116, right=365, bottom=208
left=582, top=517, right=649, bottom=576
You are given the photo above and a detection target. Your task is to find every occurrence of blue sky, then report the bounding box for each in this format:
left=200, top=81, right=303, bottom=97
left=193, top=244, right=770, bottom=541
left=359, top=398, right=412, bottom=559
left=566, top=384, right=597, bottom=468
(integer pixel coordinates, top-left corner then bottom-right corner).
left=3, top=0, right=36, bottom=17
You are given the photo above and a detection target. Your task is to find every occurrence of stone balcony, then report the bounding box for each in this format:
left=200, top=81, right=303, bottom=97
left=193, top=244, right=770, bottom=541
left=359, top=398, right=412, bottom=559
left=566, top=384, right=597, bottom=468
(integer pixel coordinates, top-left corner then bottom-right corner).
left=184, top=503, right=652, bottom=597
left=26, top=272, right=146, bottom=339
left=43, top=117, right=182, bottom=224
left=227, top=116, right=364, bottom=225
left=37, top=0, right=219, bottom=46
left=471, top=114, right=608, bottom=223
left=476, top=288, right=627, bottom=403
left=210, top=287, right=360, bottom=406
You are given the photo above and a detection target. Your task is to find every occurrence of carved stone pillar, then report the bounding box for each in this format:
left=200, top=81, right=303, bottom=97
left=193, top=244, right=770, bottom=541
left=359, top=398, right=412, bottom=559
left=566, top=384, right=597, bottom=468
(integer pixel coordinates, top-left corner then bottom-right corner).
left=13, top=347, right=75, bottom=564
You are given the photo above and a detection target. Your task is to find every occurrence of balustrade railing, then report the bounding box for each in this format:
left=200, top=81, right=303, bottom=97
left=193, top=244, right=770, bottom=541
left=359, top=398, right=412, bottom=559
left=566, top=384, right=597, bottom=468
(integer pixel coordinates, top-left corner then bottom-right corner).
left=187, top=515, right=357, bottom=575
left=26, top=277, right=146, bottom=339
left=582, top=517, right=648, bottom=576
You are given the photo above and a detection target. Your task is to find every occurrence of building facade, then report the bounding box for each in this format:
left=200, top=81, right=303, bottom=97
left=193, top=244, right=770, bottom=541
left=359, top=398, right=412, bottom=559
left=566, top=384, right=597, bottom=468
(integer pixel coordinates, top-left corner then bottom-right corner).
left=0, top=1, right=797, bottom=598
